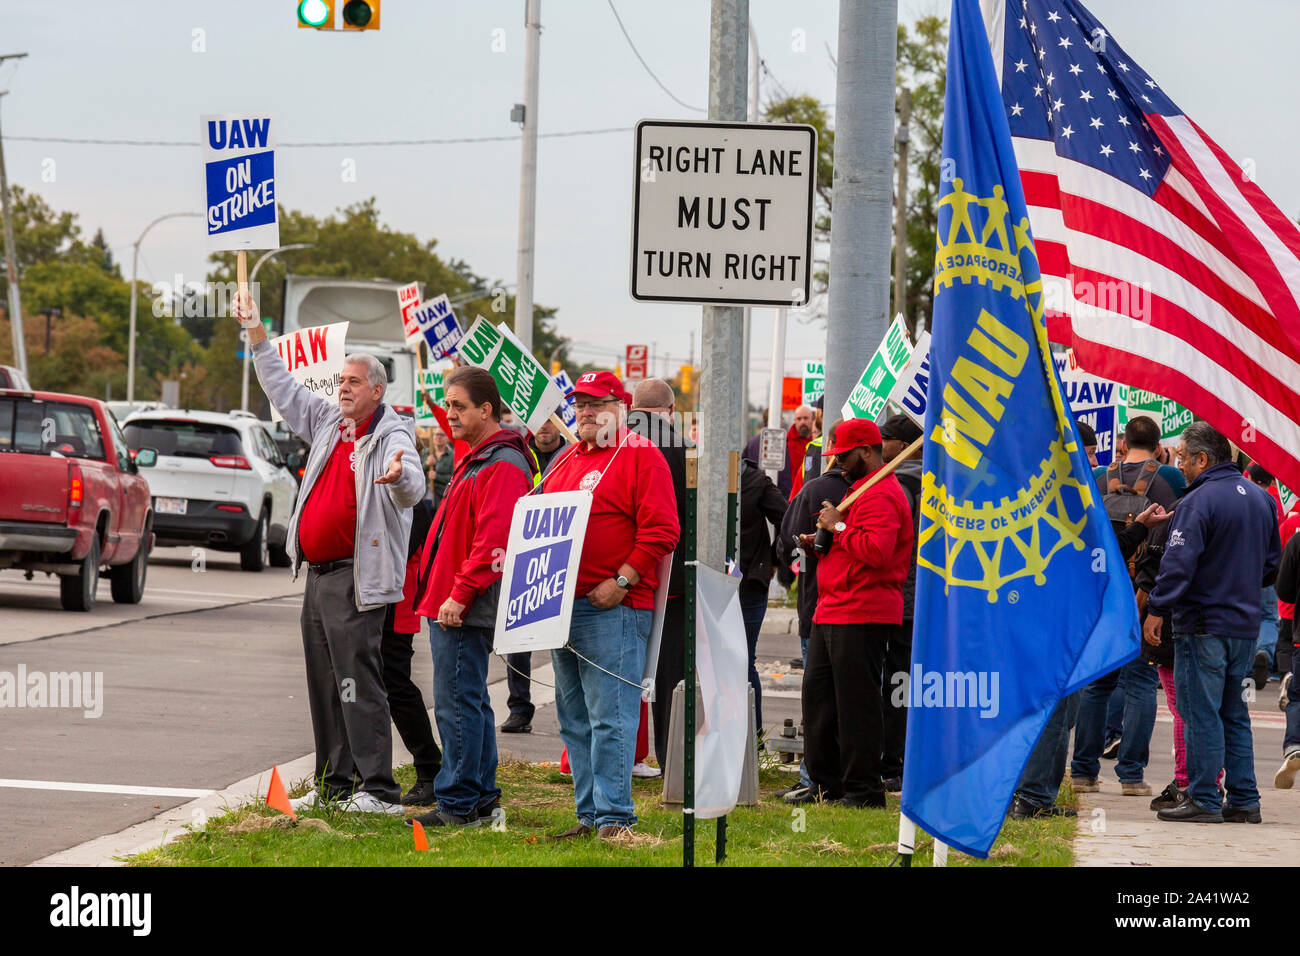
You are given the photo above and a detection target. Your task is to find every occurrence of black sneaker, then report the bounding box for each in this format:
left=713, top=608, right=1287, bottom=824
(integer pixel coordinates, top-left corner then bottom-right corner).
left=1008, top=795, right=1077, bottom=819
left=1156, top=801, right=1223, bottom=823
left=882, top=776, right=903, bottom=793
left=774, top=781, right=811, bottom=799
left=832, top=792, right=887, bottom=809
left=401, top=778, right=439, bottom=806
left=1221, top=804, right=1262, bottom=824
left=784, top=785, right=834, bottom=806
left=1101, top=735, right=1122, bottom=759
left=1253, top=650, right=1271, bottom=691
left=406, top=805, right=481, bottom=828
left=500, top=713, right=532, bottom=734
left=476, top=795, right=501, bottom=822
left=1149, top=781, right=1186, bottom=811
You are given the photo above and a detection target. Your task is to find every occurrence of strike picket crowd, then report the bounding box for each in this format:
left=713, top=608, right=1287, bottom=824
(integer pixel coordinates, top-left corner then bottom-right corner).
left=235, top=290, right=1298, bottom=835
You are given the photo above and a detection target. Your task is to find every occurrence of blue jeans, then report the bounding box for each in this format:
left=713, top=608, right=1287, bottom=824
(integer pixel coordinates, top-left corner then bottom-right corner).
left=428, top=621, right=499, bottom=817
left=1257, top=586, right=1280, bottom=669
left=739, top=583, right=767, bottom=729
left=552, top=598, right=650, bottom=829
left=1071, top=656, right=1159, bottom=783
left=1285, top=668, right=1300, bottom=752
left=1173, top=632, right=1260, bottom=812
left=1104, top=683, right=1125, bottom=742
left=1016, top=691, right=1081, bottom=808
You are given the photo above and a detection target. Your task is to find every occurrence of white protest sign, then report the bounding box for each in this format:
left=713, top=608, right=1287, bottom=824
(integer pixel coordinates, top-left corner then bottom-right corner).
left=397, top=282, right=421, bottom=345
left=841, top=314, right=912, bottom=422
left=887, top=330, right=932, bottom=427
left=411, top=294, right=463, bottom=359
left=267, top=322, right=349, bottom=423
left=202, top=114, right=278, bottom=251
left=631, top=120, right=817, bottom=307
left=641, top=552, right=675, bottom=698
left=1053, top=353, right=1120, bottom=467
left=493, top=491, right=593, bottom=654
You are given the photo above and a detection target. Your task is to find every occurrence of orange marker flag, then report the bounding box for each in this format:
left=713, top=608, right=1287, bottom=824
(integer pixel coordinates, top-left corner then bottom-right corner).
left=266, top=766, right=297, bottom=821
left=412, top=819, right=429, bottom=851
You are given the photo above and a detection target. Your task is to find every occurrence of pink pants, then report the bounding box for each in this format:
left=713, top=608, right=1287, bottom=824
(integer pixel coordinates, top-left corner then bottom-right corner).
left=1159, top=663, right=1224, bottom=790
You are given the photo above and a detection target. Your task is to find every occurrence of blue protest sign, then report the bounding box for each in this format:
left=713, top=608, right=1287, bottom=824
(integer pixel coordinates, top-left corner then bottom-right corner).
left=410, top=294, right=463, bottom=359
left=202, top=113, right=279, bottom=251
left=553, top=370, right=576, bottom=429
left=493, top=491, right=592, bottom=654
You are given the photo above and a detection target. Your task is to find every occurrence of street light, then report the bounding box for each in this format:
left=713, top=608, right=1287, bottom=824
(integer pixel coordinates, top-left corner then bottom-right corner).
left=241, top=243, right=314, bottom=411
left=127, top=211, right=200, bottom=403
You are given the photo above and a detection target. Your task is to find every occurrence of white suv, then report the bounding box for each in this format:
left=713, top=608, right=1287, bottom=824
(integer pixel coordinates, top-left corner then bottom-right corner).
left=122, top=410, right=298, bottom=571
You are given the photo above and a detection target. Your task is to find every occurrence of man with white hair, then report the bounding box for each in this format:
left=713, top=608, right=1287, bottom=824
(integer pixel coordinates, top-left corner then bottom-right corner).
left=237, top=294, right=426, bottom=815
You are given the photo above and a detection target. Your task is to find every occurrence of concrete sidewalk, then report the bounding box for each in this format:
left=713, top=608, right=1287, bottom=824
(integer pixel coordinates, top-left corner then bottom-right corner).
left=1074, top=683, right=1300, bottom=866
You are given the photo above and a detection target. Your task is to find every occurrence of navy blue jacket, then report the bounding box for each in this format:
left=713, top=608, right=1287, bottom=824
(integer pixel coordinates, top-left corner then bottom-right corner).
left=1147, top=462, right=1281, bottom=639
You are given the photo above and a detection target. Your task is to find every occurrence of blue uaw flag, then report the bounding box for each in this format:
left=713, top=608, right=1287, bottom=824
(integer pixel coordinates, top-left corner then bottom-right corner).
left=900, top=0, right=1139, bottom=858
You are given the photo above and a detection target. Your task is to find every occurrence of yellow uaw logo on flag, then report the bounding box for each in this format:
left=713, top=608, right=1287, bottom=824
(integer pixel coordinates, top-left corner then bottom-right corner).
left=919, top=176, right=1095, bottom=604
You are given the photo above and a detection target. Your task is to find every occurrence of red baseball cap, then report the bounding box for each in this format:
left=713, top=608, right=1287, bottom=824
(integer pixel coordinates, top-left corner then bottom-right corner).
left=572, top=370, right=631, bottom=405
left=823, top=418, right=882, bottom=456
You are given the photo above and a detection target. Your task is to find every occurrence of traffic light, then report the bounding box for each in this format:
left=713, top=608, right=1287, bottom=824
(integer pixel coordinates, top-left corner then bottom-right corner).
left=296, top=0, right=334, bottom=28
left=340, top=0, right=380, bottom=29
left=680, top=365, right=692, bottom=394
left=550, top=360, right=562, bottom=375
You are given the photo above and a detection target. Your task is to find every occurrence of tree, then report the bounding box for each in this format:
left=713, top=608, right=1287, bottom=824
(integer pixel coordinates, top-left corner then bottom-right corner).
left=764, top=95, right=835, bottom=293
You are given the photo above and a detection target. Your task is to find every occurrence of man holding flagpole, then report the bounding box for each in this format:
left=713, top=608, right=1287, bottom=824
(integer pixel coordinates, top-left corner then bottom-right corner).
left=900, top=0, right=1139, bottom=858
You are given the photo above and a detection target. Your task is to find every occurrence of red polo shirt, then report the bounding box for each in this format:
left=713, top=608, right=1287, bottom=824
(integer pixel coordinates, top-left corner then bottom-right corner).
left=298, top=413, right=374, bottom=564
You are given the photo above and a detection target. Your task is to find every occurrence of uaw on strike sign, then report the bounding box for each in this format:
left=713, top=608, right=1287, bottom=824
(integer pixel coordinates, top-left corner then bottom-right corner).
left=631, top=121, right=816, bottom=307
left=203, top=114, right=278, bottom=250
left=494, top=492, right=593, bottom=654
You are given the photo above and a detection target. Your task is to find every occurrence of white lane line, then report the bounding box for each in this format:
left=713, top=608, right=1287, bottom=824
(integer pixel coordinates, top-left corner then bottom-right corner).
left=2, top=579, right=270, bottom=600
left=0, top=778, right=216, bottom=798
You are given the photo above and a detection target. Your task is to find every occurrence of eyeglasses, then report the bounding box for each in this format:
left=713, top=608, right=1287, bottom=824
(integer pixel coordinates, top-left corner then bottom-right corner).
left=573, top=398, right=618, bottom=411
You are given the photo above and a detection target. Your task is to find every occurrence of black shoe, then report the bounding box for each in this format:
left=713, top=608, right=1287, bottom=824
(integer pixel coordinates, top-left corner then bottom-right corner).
left=1156, top=801, right=1223, bottom=823
left=1148, top=781, right=1186, bottom=811
left=1101, top=735, right=1122, bottom=759
left=1008, top=794, right=1077, bottom=819
left=476, top=795, right=501, bottom=821
left=1253, top=649, right=1271, bottom=691
left=500, top=713, right=532, bottom=733
left=1221, top=804, right=1263, bottom=824
left=784, top=785, right=835, bottom=806
left=401, top=778, right=439, bottom=806
left=406, top=805, right=481, bottom=828
left=773, top=781, right=809, bottom=799
left=832, top=792, right=887, bottom=809
left=882, top=776, right=903, bottom=793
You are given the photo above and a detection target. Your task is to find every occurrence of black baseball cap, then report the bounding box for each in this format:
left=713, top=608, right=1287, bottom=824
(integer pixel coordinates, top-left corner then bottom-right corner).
left=1075, top=418, right=1097, bottom=447
left=879, top=414, right=922, bottom=444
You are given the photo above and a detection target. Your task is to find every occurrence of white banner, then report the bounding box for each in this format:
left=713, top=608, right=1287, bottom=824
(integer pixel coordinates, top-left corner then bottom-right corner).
left=886, top=329, right=932, bottom=428
left=640, top=553, right=675, bottom=698
left=266, top=321, right=349, bottom=423
left=693, top=564, right=749, bottom=820
left=493, top=491, right=592, bottom=654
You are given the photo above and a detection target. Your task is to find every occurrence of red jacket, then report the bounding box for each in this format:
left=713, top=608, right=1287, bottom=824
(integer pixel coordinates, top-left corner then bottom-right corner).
left=1281, top=510, right=1299, bottom=621
left=787, top=426, right=813, bottom=500
left=541, top=429, right=680, bottom=609
left=813, top=467, right=914, bottom=626
left=413, top=428, right=534, bottom=623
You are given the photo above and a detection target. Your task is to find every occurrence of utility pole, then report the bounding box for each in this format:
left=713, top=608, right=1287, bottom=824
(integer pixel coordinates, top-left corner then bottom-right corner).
left=514, top=0, right=541, bottom=353
left=699, top=0, right=748, bottom=573
left=823, top=1, right=897, bottom=420
left=739, top=22, right=759, bottom=442
left=0, top=58, right=30, bottom=379
left=894, top=87, right=911, bottom=336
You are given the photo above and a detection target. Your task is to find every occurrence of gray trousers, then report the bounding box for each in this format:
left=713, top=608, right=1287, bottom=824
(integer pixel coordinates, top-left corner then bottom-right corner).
left=301, top=565, right=399, bottom=803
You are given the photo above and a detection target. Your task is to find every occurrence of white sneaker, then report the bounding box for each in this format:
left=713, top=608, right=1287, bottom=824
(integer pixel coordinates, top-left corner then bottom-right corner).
left=1280, top=674, right=1292, bottom=712
left=288, top=789, right=322, bottom=811
left=339, top=791, right=405, bottom=815
left=1273, top=750, right=1300, bottom=790
left=631, top=762, right=661, bottom=779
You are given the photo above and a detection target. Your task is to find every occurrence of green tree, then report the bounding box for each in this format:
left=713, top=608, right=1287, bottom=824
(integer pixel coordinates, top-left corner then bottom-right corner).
left=763, top=95, right=835, bottom=293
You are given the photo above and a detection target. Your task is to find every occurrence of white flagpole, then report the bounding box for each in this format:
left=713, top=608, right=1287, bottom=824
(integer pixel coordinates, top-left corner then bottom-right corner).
left=897, top=813, right=916, bottom=867
left=933, top=839, right=949, bottom=867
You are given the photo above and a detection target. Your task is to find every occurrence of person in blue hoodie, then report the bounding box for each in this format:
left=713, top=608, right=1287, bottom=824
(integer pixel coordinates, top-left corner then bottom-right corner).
left=1145, top=422, right=1281, bottom=824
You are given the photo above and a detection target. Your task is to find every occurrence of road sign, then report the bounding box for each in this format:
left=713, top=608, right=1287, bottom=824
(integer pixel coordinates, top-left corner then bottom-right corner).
left=630, top=120, right=817, bottom=307
left=758, top=427, right=786, bottom=472
left=202, top=114, right=278, bottom=251
left=625, top=344, right=649, bottom=383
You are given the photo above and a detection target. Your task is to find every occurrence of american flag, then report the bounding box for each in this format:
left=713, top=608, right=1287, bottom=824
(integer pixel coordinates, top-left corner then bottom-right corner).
left=981, top=0, right=1300, bottom=492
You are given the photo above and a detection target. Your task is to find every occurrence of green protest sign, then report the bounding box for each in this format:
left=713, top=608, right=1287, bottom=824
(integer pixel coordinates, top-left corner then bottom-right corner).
left=1117, top=386, right=1191, bottom=444
left=414, top=367, right=443, bottom=427
left=841, top=314, right=912, bottom=422
left=1280, top=483, right=1296, bottom=516
left=802, top=360, right=824, bottom=407
left=1159, top=398, right=1193, bottom=442
left=457, top=316, right=565, bottom=434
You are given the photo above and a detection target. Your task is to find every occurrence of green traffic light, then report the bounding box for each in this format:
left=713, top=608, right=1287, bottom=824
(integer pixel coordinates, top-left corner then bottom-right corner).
left=297, top=0, right=330, bottom=27
left=341, top=0, right=373, bottom=27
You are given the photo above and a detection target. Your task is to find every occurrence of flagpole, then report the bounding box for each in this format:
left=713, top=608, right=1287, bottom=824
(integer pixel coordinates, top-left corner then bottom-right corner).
left=897, top=813, right=915, bottom=867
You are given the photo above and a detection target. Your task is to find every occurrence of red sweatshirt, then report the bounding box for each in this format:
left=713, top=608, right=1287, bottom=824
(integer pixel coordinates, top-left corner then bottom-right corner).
left=541, top=429, right=680, bottom=609
left=1280, top=510, right=1299, bottom=621
left=413, top=428, right=533, bottom=620
left=813, top=466, right=914, bottom=626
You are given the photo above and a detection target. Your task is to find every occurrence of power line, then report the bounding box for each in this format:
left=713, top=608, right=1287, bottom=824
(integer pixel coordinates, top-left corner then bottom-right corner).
left=606, top=0, right=706, bottom=114
left=5, top=126, right=633, bottom=148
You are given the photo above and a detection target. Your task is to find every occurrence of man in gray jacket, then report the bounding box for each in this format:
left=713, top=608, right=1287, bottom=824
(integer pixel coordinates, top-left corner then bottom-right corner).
left=237, top=293, right=426, bottom=814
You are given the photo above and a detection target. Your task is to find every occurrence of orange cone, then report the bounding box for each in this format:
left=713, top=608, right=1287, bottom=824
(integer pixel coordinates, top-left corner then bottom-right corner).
left=266, top=766, right=297, bottom=821
left=412, top=819, right=429, bottom=851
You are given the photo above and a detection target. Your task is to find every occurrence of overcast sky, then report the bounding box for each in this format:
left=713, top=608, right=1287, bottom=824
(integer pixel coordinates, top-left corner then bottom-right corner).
left=3, top=0, right=1295, bottom=404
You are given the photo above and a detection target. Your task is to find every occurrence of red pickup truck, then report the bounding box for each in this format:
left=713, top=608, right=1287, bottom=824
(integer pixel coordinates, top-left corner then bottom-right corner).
left=0, top=389, right=154, bottom=611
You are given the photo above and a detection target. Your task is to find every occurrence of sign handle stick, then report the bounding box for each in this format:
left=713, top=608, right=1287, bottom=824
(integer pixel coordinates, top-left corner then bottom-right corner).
left=834, top=435, right=924, bottom=514
left=548, top=412, right=578, bottom=446
left=236, top=250, right=248, bottom=305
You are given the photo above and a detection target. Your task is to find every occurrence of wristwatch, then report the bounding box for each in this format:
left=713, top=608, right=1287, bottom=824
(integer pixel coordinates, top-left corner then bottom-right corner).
left=615, top=574, right=631, bottom=589
left=833, top=521, right=846, bottom=533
